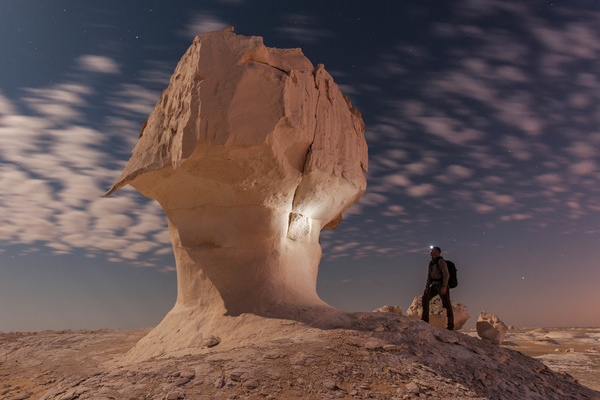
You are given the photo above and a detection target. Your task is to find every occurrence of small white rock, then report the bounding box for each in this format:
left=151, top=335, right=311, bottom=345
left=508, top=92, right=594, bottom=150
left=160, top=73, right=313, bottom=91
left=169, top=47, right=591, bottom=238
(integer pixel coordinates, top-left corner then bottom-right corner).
left=406, top=382, right=420, bottom=394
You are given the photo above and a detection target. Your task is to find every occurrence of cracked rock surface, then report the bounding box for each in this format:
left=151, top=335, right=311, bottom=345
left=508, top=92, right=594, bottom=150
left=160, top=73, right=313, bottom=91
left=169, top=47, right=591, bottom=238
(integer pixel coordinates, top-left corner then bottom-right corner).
left=2, top=315, right=599, bottom=400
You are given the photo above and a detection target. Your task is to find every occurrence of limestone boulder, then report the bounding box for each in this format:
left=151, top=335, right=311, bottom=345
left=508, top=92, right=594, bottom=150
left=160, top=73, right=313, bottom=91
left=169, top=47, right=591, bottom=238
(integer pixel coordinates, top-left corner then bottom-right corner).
left=476, top=311, right=508, bottom=345
left=106, top=28, right=367, bottom=360
left=373, top=305, right=403, bottom=315
left=407, top=295, right=469, bottom=330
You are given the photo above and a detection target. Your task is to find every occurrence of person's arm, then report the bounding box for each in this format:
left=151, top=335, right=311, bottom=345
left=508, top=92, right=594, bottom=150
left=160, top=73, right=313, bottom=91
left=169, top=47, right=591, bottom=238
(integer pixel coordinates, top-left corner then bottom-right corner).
left=425, top=263, right=432, bottom=292
left=439, top=258, right=449, bottom=289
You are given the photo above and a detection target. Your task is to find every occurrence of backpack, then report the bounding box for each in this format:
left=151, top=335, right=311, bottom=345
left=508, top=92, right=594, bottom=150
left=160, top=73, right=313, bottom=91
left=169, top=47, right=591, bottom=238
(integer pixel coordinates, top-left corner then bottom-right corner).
left=445, top=260, right=458, bottom=289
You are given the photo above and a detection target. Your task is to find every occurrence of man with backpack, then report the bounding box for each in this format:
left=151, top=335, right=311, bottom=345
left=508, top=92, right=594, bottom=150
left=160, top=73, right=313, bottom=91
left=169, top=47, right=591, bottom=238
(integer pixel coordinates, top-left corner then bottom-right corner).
left=421, top=246, right=454, bottom=330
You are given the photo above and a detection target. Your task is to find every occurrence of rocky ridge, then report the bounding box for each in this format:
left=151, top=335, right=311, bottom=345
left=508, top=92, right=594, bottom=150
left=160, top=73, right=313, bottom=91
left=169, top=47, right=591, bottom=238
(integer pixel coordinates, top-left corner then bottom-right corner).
left=2, top=313, right=599, bottom=400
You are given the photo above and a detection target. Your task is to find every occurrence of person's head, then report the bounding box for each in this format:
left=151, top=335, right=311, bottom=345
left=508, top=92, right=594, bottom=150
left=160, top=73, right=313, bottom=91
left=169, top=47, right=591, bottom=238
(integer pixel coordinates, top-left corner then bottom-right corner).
left=430, top=246, right=441, bottom=257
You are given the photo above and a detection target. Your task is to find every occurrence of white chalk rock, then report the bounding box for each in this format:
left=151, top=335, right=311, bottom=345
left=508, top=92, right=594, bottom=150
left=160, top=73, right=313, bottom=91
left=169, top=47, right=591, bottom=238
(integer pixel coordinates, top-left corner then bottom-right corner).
left=373, top=305, right=403, bottom=315
left=406, top=295, right=469, bottom=330
left=107, top=28, right=367, bottom=360
left=476, top=311, right=508, bottom=345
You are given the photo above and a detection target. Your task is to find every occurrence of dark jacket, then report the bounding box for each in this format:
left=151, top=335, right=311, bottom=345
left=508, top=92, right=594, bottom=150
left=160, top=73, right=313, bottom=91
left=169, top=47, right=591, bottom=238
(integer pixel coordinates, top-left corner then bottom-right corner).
left=426, top=256, right=450, bottom=288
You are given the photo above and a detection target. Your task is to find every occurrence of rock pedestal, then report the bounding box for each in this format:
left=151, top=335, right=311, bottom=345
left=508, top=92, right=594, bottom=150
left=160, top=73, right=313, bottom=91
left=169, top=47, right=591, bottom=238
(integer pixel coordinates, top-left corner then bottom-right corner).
left=407, top=295, right=469, bottom=330
left=476, top=311, right=508, bottom=345
left=106, top=28, right=367, bottom=359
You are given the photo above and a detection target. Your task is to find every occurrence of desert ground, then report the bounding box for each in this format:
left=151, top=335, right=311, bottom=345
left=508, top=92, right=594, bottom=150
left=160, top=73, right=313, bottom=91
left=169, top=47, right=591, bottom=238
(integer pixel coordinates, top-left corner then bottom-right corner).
left=1, top=314, right=599, bottom=400
left=502, top=327, right=600, bottom=391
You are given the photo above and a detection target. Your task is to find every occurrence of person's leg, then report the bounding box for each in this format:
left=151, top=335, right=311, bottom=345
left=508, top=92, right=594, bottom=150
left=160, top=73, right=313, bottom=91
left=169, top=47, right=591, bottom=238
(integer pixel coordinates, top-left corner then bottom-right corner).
left=441, top=290, right=454, bottom=330
left=422, top=286, right=441, bottom=323
left=421, top=288, right=432, bottom=322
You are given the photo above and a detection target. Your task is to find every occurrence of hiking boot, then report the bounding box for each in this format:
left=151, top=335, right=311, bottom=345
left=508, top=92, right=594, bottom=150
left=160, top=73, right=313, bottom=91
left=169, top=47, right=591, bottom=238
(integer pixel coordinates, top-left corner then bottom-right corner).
left=447, top=326, right=454, bottom=331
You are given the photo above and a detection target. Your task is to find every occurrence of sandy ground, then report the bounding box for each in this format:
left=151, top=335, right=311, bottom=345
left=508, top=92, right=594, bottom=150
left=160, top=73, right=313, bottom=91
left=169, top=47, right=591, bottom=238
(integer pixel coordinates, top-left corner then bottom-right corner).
left=505, top=328, right=600, bottom=391
left=1, top=318, right=599, bottom=400
left=461, top=327, right=600, bottom=391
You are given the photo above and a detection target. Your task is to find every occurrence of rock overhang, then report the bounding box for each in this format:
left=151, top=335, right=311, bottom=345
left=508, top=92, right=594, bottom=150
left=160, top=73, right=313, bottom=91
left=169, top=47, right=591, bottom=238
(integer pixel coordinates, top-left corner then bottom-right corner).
left=106, top=29, right=367, bottom=228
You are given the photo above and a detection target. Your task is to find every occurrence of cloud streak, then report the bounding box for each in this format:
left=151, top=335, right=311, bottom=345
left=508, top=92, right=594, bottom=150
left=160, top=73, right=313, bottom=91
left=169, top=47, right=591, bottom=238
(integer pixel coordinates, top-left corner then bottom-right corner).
left=3, top=2, right=600, bottom=267
left=322, top=1, right=600, bottom=260
left=77, top=55, right=120, bottom=74
left=278, top=14, right=332, bottom=43
left=0, top=56, right=171, bottom=267
left=183, top=14, right=230, bottom=38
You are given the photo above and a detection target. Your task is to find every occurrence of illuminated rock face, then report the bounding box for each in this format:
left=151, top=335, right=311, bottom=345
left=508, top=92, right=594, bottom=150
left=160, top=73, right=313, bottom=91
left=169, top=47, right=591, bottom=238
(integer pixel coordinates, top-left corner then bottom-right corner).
left=107, top=28, right=367, bottom=353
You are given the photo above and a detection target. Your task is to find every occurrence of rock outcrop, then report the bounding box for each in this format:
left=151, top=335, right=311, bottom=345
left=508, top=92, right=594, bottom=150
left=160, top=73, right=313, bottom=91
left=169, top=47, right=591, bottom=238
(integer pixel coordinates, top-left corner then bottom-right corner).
left=407, top=295, right=469, bottom=330
left=106, top=28, right=367, bottom=360
left=4, top=318, right=600, bottom=399
left=373, top=305, right=403, bottom=315
left=476, top=311, right=508, bottom=345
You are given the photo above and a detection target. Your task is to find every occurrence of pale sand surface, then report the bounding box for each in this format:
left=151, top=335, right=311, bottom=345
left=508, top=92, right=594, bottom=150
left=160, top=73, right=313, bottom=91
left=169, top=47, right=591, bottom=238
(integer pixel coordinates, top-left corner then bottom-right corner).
left=508, top=328, right=600, bottom=391
left=464, top=327, right=600, bottom=391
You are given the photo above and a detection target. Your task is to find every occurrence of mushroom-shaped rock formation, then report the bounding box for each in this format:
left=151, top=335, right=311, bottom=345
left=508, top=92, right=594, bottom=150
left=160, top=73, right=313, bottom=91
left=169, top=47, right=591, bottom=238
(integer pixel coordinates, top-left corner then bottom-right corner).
left=106, top=28, right=367, bottom=359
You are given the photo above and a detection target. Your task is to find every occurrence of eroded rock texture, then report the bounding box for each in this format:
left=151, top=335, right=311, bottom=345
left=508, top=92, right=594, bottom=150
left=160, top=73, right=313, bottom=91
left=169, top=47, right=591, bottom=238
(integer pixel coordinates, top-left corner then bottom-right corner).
left=107, top=28, right=367, bottom=359
left=407, top=295, right=470, bottom=331
left=477, top=311, right=508, bottom=345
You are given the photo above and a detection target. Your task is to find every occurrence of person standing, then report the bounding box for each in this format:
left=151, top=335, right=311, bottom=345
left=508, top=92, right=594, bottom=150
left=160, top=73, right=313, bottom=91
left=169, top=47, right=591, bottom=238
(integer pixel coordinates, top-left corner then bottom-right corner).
left=421, top=246, right=454, bottom=330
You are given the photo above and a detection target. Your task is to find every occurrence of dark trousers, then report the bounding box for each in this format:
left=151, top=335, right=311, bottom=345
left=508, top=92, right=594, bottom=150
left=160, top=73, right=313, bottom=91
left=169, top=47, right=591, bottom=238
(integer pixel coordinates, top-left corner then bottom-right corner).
left=421, top=284, right=454, bottom=329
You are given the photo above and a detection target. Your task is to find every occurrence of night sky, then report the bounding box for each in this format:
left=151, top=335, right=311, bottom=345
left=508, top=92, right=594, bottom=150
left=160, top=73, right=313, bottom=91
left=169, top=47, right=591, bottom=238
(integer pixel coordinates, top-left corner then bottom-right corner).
left=1, top=0, right=599, bottom=332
